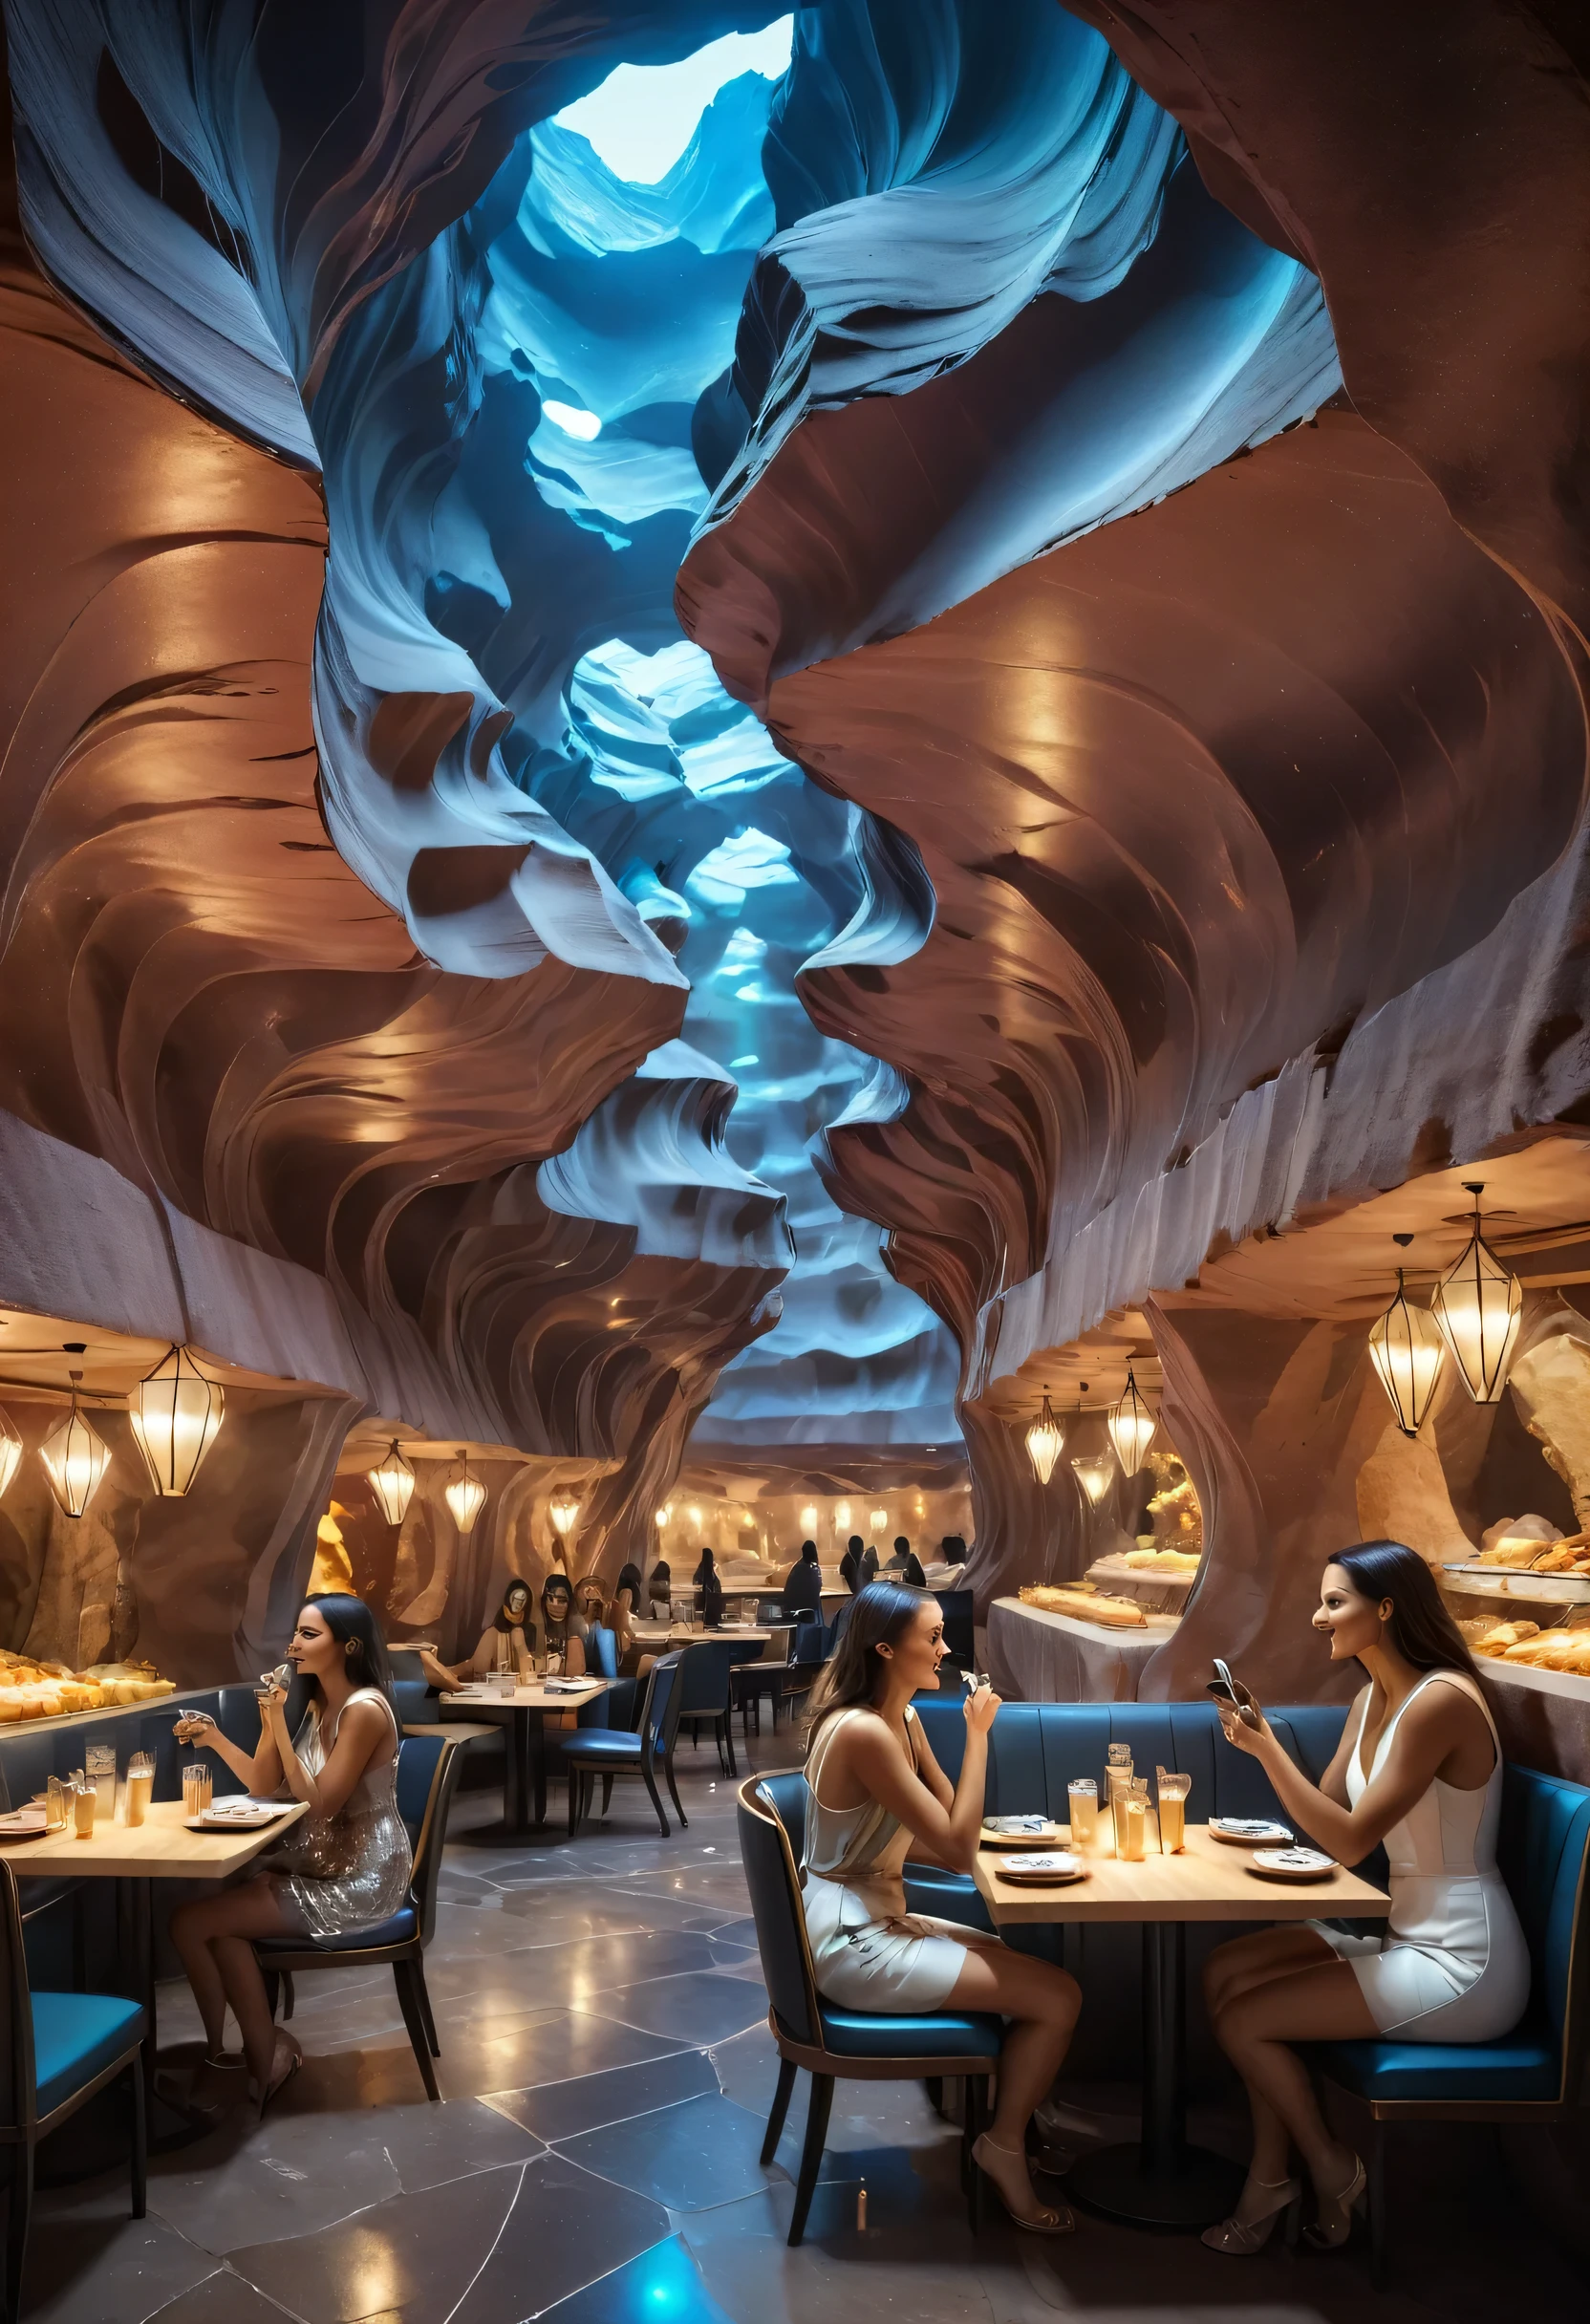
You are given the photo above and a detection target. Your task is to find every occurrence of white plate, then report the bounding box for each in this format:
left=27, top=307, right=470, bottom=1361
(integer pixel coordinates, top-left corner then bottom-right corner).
left=1210, top=1818, right=1293, bottom=1845
left=998, top=1851, right=1086, bottom=1883
left=1249, top=1846, right=1338, bottom=1883
left=190, top=1800, right=292, bottom=1831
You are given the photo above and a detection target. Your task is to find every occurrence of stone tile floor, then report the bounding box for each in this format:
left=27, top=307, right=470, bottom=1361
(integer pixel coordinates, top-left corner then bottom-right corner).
left=21, top=1725, right=1587, bottom=2323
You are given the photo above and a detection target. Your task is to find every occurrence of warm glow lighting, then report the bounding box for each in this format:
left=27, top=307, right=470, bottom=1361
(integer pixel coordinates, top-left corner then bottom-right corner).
left=368, top=1439, right=416, bottom=1526
left=834, top=1500, right=851, bottom=1530
left=40, top=1371, right=111, bottom=1518
left=869, top=1507, right=888, bottom=1532
left=129, top=1343, right=225, bottom=1497
left=0, top=1409, right=20, bottom=1499
left=688, top=1504, right=702, bottom=1527
left=1431, top=1185, right=1522, bottom=1405
left=1107, top=1366, right=1156, bottom=1474
left=1368, top=1268, right=1448, bottom=1435
left=444, top=1450, right=487, bottom=1536
left=655, top=1505, right=672, bottom=1528
left=549, top=1494, right=581, bottom=1538
left=1071, top=1452, right=1116, bottom=1507
left=799, top=1503, right=818, bottom=1534
left=1024, top=1390, right=1064, bottom=1486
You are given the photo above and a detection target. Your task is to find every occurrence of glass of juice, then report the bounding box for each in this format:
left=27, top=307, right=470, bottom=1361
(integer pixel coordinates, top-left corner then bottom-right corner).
left=86, top=1741, right=117, bottom=1823
left=1156, top=1768, right=1190, bottom=1852
left=1120, top=1781, right=1149, bottom=1862
left=72, top=1779, right=97, bottom=1839
left=1067, top=1778, right=1099, bottom=1850
left=124, top=1752, right=154, bottom=1827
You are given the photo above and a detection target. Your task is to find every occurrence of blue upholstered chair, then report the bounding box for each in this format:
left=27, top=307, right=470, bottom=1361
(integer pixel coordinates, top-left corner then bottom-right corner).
left=563, top=1651, right=685, bottom=1838
left=587, top=1624, right=618, bottom=1679
left=780, top=1621, right=827, bottom=1719
left=0, top=1859, right=146, bottom=2314
left=1306, top=1762, right=1590, bottom=2282
left=675, top=1640, right=740, bottom=1775
left=740, top=1773, right=1003, bottom=2246
left=253, top=1732, right=465, bottom=2102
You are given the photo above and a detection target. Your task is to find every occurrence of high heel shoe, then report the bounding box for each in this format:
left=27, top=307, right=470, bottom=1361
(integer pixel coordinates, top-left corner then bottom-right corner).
left=1201, top=2176, right=1302, bottom=2255
left=971, top=2134, right=1076, bottom=2235
left=1303, top=2152, right=1366, bottom=2249
left=249, top=2034, right=302, bottom=2120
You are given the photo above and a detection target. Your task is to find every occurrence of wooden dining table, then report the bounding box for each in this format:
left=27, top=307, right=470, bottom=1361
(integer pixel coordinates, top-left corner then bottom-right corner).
left=440, top=1678, right=610, bottom=1834
left=3, top=1797, right=309, bottom=2148
left=974, top=1818, right=1390, bottom=2228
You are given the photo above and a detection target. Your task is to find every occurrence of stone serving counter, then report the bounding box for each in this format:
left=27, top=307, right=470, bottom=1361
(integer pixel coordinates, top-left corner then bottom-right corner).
left=986, top=1595, right=1179, bottom=1704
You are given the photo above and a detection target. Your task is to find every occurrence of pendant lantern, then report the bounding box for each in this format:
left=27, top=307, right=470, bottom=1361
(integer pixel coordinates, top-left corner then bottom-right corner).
left=40, top=1371, right=111, bottom=1518
left=368, top=1439, right=416, bottom=1526
left=1107, top=1366, right=1156, bottom=1475
left=444, top=1450, right=487, bottom=1536
left=1024, top=1389, right=1064, bottom=1485
left=549, top=1493, right=581, bottom=1541
left=129, top=1344, right=225, bottom=1496
left=1071, top=1452, right=1116, bottom=1507
left=1367, top=1250, right=1448, bottom=1437
left=1431, top=1184, right=1522, bottom=1405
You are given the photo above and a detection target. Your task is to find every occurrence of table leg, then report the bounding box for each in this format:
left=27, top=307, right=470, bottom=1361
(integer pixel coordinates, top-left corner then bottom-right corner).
left=503, top=1711, right=525, bottom=1833
left=1066, top=1924, right=1243, bottom=2229
left=530, top=1716, right=547, bottom=1829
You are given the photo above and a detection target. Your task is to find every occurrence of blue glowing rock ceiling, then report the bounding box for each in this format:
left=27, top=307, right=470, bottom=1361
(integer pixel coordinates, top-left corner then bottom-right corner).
left=3, top=0, right=1578, bottom=1577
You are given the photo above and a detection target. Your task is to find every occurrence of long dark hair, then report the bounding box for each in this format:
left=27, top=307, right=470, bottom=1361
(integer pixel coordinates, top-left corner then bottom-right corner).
left=804, top=1580, right=935, bottom=1740
left=542, top=1572, right=573, bottom=1636
left=1327, top=1542, right=1479, bottom=1677
left=615, top=1561, right=645, bottom=1604
left=302, top=1595, right=396, bottom=1713
left=494, top=1578, right=532, bottom=1632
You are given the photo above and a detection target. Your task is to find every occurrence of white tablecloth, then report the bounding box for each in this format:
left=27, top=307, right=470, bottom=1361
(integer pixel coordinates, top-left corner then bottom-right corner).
left=986, top=1597, right=1179, bottom=1703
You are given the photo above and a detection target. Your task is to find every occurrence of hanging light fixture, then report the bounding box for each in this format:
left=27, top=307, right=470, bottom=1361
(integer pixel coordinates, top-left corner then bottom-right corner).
left=800, top=1502, right=818, bottom=1535
left=1367, top=1236, right=1448, bottom=1435
left=127, top=1343, right=226, bottom=1497
left=444, top=1450, right=487, bottom=1536
left=40, top=1366, right=111, bottom=1519
left=869, top=1506, right=888, bottom=1533
left=1107, top=1365, right=1156, bottom=1475
left=549, top=1492, right=581, bottom=1540
left=367, top=1439, right=416, bottom=1526
left=0, top=1409, right=20, bottom=1499
left=1431, top=1183, right=1522, bottom=1404
left=655, top=1504, right=672, bottom=1528
left=1024, top=1387, right=1064, bottom=1485
left=1071, top=1452, right=1115, bottom=1507
left=834, top=1499, right=851, bottom=1531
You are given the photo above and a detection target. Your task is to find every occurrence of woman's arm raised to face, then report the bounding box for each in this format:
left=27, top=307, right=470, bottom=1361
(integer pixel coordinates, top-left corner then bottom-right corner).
left=838, top=1688, right=996, bottom=1874
left=1218, top=1684, right=1492, bottom=1865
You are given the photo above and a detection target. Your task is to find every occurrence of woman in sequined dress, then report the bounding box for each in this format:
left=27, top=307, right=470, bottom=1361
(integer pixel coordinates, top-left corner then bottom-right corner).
left=169, top=1594, right=412, bottom=2112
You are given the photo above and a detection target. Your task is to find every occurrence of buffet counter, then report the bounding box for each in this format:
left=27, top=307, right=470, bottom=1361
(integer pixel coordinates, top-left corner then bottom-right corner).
left=987, top=1595, right=1178, bottom=1704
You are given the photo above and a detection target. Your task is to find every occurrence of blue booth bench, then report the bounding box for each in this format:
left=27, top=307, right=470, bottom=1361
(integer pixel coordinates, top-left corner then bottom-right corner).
left=903, top=1692, right=1589, bottom=2272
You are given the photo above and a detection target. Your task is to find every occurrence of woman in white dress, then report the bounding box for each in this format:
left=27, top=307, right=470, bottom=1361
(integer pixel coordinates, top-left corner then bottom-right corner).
left=801, top=1581, right=1083, bottom=2233
left=1201, top=1540, right=1529, bottom=2254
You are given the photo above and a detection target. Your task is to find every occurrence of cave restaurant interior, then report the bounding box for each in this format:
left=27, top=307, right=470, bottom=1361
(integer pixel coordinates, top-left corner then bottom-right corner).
left=0, top=7, right=1584, bottom=2323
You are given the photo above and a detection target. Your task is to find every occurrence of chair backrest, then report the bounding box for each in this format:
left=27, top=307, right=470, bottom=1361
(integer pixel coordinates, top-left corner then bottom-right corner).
left=1496, top=1762, right=1590, bottom=2096
left=640, top=1650, right=685, bottom=1758
left=787, top=1623, right=827, bottom=1672
left=386, top=1648, right=428, bottom=1684
left=738, top=1774, right=820, bottom=2047
left=589, top=1625, right=619, bottom=1680
left=392, top=1679, right=434, bottom=1730
left=0, top=1861, right=37, bottom=2131
left=396, top=1733, right=466, bottom=1945
left=676, top=1639, right=734, bottom=1717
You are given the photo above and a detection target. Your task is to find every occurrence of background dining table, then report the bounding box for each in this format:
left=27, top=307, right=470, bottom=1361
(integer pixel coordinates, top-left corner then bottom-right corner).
left=440, top=1677, right=610, bottom=1834
left=974, top=1817, right=1389, bottom=2227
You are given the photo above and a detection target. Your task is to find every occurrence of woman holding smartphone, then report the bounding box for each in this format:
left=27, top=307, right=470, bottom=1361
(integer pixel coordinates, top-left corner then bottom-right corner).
left=1200, top=1541, right=1528, bottom=2254
left=800, top=1581, right=1082, bottom=2233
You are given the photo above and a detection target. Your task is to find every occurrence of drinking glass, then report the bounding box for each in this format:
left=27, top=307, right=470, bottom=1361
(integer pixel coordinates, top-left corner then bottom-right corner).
left=43, top=1775, right=68, bottom=1833
left=124, top=1753, right=154, bottom=1827
left=1106, top=1742, right=1133, bottom=1844
left=72, top=1780, right=97, bottom=1840
left=1119, top=1779, right=1149, bottom=1863
left=1067, top=1778, right=1099, bottom=1851
left=86, top=1741, right=117, bottom=1823
left=182, top=1761, right=212, bottom=1819
left=1156, top=1768, right=1190, bottom=1853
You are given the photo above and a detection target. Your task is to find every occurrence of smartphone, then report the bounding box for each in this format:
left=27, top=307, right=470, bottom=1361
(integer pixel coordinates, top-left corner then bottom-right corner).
left=1206, top=1659, right=1260, bottom=1727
